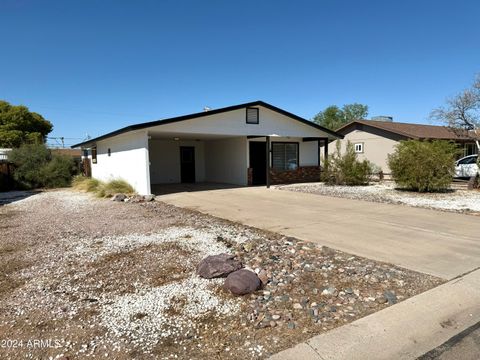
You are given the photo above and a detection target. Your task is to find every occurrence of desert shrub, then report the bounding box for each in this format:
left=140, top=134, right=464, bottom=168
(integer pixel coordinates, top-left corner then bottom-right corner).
left=9, top=144, right=77, bottom=189
left=388, top=140, right=457, bottom=192
left=39, top=154, right=77, bottom=188
left=96, top=179, right=135, bottom=198
left=8, top=143, right=50, bottom=188
left=322, top=141, right=374, bottom=186
left=72, top=175, right=101, bottom=192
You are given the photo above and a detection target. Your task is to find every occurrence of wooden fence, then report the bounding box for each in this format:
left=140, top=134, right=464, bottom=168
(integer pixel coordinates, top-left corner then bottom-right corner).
left=0, top=162, right=15, bottom=191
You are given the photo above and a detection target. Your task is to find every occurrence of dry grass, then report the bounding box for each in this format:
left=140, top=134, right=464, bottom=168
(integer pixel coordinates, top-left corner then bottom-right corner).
left=74, top=243, right=194, bottom=295
left=72, top=176, right=135, bottom=198
left=0, top=244, right=29, bottom=298
left=72, top=175, right=101, bottom=192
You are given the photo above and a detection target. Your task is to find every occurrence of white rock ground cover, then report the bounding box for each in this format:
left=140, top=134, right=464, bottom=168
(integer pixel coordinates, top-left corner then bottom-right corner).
left=278, top=182, right=480, bottom=213
left=0, top=190, right=443, bottom=359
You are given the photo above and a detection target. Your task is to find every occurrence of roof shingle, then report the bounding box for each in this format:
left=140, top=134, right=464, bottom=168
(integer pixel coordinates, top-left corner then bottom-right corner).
left=338, top=120, right=475, bottom=140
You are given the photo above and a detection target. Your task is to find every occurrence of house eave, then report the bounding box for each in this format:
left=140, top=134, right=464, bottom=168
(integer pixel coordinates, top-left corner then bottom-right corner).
left=71, top=101, right=343, bottom=148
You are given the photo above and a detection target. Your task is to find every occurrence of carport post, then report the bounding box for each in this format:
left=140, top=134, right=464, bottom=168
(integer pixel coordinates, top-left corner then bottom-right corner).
left=266, top=136, right=271, bottom=188
left=324, top=138, right=329, bottom=161
left=317, top=140, right=321, bottom=167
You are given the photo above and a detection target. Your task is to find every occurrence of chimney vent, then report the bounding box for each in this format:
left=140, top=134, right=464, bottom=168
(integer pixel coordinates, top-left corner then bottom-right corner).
left=371, top=116, right=393, bottom=122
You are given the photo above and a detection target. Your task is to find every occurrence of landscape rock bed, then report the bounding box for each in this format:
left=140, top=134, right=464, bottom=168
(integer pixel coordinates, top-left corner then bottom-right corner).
left=278, top=182, right=480, bottom=214
left=0, top=190, right=443, bottom=359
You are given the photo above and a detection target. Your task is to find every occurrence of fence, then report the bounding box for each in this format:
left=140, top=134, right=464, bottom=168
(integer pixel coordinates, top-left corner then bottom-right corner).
left=0, top=161, right=15, bottom=191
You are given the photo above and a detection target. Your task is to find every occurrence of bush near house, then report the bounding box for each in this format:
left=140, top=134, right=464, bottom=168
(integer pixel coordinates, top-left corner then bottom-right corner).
left=72, top=175, right=101, bottom=192
left=8, top=143, right=78, bottom=189
left=388, top=140, right=457, bottom=192
left=72, top=176, right=135, bottom=197
left=322, top=141, right=374, bottom=186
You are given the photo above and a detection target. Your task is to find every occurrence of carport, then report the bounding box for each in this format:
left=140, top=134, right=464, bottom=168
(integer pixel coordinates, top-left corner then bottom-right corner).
left=72, top=101, right=341, bottom=195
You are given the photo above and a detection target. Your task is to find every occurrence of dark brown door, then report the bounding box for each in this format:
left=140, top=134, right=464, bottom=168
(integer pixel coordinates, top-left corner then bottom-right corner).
left=249, top=142, right=266, bottom=185
left=180, top=146, right=195, bottom=183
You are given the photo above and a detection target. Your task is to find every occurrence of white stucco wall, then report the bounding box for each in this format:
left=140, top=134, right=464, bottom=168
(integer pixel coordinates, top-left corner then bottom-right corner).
left=148, top=106, right=335, bottom=139
left=204, top=137, right=247, bottom=185
left=149, top=139, right=205, bottom=184
left=91, top=131, right=151, bottom=194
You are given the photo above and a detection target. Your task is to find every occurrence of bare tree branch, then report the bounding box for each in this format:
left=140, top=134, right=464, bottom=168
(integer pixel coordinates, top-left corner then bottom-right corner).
left=430, top=74, right=480, bottom=152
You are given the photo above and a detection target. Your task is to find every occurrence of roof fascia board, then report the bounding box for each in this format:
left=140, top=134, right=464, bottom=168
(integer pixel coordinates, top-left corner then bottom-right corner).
left=72, top=101, right=343, bottom=148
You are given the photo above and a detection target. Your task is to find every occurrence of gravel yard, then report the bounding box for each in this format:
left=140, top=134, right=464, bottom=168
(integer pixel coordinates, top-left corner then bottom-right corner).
left=0, top=189, right=443, bottom=359
left=278, top=182, right=480, bottom=214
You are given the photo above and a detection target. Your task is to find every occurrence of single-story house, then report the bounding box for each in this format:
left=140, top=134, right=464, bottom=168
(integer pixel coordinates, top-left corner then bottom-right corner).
left=330, top=119, right=479, bottom=173
left=72, top=101, right=343, bottom=194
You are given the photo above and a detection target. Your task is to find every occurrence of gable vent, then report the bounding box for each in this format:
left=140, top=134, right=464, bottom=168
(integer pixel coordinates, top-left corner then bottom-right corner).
left=246, top=107, right=259, bottom=124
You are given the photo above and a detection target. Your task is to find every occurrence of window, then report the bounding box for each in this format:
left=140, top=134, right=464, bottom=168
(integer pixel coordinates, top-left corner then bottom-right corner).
left=272, top=142, right=298, bottom=171
left=91, top=146, right=97, bottom=164
left=458, top=156, right=477, bottom=165
left=246, top=107, right=259, bottom=124
left=354, top=143, right=364, bottom=153
left=464, top=143, right=478, bottom=157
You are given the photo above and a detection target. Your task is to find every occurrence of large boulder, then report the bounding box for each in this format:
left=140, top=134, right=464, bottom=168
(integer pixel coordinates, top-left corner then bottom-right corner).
left=197, top=253, right=242, bottom=279
left=224, top=269, right=261, bottom=295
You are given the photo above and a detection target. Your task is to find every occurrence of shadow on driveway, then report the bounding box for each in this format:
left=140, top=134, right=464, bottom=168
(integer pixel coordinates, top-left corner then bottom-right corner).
left=0, top=190, right=40, bottom=206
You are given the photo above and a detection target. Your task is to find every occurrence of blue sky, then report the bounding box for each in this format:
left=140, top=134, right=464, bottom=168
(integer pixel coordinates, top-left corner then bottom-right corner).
left=1, top=0, right=479, bottom=147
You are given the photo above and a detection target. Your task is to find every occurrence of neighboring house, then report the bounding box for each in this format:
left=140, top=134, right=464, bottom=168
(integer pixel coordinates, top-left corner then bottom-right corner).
left=72, top=101, right=342, bottom=194
left=330, top=119, right=479, bottom=173
left=0, top=148, right=12, bottom=161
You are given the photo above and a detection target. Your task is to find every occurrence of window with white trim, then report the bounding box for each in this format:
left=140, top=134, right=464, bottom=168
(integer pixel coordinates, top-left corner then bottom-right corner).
left=272, top=142, right=298, bottom=171
left=354, top=143, right=364, bottom=153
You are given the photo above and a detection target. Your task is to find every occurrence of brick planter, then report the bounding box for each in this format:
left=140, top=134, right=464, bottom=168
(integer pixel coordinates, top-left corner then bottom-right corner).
left=270, top=166, right=321, bottom=185
left=247, top=166, right=321, bottom=185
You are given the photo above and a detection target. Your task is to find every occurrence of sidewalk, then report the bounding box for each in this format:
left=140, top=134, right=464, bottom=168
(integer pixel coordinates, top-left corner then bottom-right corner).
left=269, top=269, right=480, bottom=360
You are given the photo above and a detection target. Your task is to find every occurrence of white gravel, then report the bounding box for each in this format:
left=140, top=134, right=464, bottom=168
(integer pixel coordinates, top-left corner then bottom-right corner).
left=7, top=189, right=93, bottom=211
left=101, top=276, right=240, bottom=350
left=68, top=225, right=256, bottom=263
left=278, top=182, right=480, bottom=213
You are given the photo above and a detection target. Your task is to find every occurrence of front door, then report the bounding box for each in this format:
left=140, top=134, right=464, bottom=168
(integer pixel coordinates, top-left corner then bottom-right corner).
left=249, top=142, right=266, bottom=185
left=180, top=146, right=195, bottom=183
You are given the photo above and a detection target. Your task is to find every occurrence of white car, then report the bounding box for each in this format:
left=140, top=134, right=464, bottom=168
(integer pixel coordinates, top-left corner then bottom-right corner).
left=455, top=154, right=479, bottom=178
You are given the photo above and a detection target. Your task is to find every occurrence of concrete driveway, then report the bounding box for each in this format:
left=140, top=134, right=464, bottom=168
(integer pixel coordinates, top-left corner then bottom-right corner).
left=159, top=187, right=480, bottom=280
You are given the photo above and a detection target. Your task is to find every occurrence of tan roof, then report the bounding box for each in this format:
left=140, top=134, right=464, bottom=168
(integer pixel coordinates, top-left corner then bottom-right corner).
left=337, top=120, right=475, bottom=140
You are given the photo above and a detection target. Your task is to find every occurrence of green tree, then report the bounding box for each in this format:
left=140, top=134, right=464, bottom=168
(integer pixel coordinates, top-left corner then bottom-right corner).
left=0, top=100, right=53, bottom=148
left=313, top=103, right=369, bottom=130
left=388, top=140, right=458, bottom=192
left=9, top=143, right=77, bottom=189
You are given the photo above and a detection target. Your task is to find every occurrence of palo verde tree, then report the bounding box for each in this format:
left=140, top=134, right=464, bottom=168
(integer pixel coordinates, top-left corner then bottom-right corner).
left=0, top=100, right=53, bottom=148
left=313, top=103, right=368, bottom=131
